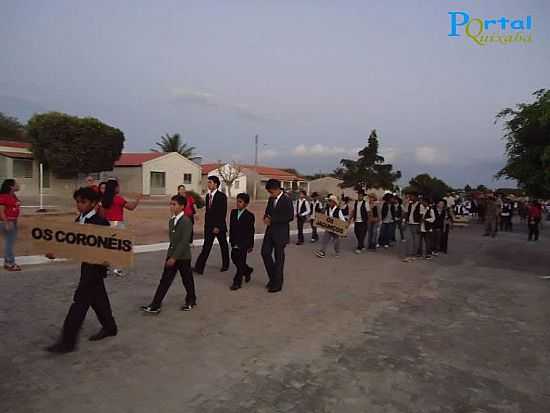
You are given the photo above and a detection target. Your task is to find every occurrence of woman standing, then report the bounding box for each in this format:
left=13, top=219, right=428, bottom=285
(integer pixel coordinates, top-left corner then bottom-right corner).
left=100, top=179, right=141, bottom=275
left=0, top=179, right=21, bottom=271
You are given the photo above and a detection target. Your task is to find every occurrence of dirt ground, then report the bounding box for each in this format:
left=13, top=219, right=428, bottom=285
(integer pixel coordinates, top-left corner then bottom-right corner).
left=6, top=200, right=292, bottom=256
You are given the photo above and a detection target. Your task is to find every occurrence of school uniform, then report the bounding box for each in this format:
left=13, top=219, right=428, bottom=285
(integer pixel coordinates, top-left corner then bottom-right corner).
left=51, top=210, right=117, bottom=351
left=261, top=192, right=294, bottom=292
left=352, top=199, right=369, bottom=250
left=229, top=208, right=255, bottom=288
left=295, top=198, right=311, bottom=244
left=405, top=201, right=424, bottom=256
left=378, top=202, right=396, bottom=247
left=319, top=206, right=346, bottom=255
left=418, top=206, right=436, bottom=257
left=194, top=189, right=230, bottom=273
left=310, top=199, right=324, bottom=242
left=148, top=212, right=196, bottom=309
left=367, top=203, right=380, bottom=249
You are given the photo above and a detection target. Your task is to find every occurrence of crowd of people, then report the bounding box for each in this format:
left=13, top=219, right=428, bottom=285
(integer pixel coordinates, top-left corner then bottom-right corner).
left=0, top=174, right=547, bottom=354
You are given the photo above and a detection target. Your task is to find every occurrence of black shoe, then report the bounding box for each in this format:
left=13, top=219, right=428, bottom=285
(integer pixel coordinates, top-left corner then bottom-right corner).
left=45, top=342, right=75, bottom=354
left=181, top=303, right=196, bottom=311
left=245, top=268, right=253, bottom=283
left=220, top=267, right=229, bottom=272
left=193, top=267, right=204, bottom=275
left=230, top=284, right=241, bottom=291
left=89, top=328, right=117, bottom=341
left=296, top=241, right=304, bottom=245
left=141, top=305, right=161, bottom=314
left=265, top=282, right=273, bottom=290
left=268, top=287, right=282, bottom=293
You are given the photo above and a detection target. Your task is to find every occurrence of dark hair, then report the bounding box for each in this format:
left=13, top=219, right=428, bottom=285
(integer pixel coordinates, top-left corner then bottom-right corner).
left=177, top=185, right=186, bottom=191
left=265, top=179, right=281, bottom=190
left=73, top=187, right=100, bottom=203
left=311, top=192, right=319, bottom=198
left=0, top=179, right=16, bottom=194
left=208, top=176, right=221, bottom=187
left=237, top=193, right=250, bottom=204
left=357, top=190, right=365, bottom=196
left=300, top=190, right=307, bottom=196
left=343, top=196, right=350, bottom=202
left=171, top=194, right=187, bottom=207
left=101, top=180, right=119, bottom=209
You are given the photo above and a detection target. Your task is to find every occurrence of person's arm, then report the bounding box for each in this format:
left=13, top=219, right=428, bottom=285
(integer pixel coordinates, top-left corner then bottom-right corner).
left=248, top=214, right=255, bottom=252
left=124, top=195, right=142, bottom=211
left=0, top=205, right=13, bottom=230
left=229, top=212, right=235, bottom=246
left=270, top=197, right=294, bottom=224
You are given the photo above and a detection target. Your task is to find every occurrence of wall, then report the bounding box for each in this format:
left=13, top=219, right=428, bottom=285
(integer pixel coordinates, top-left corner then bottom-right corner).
left=110, top=166, right=143, bottom=194
left=142, top=153, right=202, bottom=196
left=203, top=164, right=247, bottom=198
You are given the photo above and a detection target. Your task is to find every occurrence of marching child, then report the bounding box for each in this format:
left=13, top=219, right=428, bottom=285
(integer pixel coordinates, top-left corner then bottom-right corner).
left=309, top=192, right=323, bottom=242
left=315, top=195, right=347, bottom=258
left=141, top=195, right=196, bottom=314
left=418, top=198, right=436, bottom=259
left=45, top=187, right=117, bottom=354
left=229, top=193, right=255, bottom=290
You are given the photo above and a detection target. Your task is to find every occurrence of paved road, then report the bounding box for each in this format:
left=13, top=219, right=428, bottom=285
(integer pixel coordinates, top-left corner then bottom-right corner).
left=1, top=224, right=549, bottom=412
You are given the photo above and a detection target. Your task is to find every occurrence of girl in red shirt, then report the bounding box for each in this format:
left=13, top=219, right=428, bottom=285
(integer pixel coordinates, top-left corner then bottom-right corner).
left=177, top=185, right=196, bottom=243
left=0, top=179, right=21, bottom=271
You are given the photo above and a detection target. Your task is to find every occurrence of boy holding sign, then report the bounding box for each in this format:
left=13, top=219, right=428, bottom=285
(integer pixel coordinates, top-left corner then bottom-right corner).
left=315, top=195, right=347, bottom=258
left=46, top=187, right=118, bottom=354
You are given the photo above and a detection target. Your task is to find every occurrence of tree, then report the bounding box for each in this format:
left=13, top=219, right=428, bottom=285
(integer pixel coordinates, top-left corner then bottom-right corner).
left=464, top=184, right=473, bottom=192
left=403, top=173, right=452, bottom=201
left=495, top=89, right=550, bottom=198
left=339, top=129, right=401, bottom=191
left=0, top=112, right=25, bottom=140
left=27, top=112, right=124, bottom=178
left=217, top=161, right=242, bottom=198
left=476, top=184, right=489, bottom=192
left=152, top=133, right=197, bottom=159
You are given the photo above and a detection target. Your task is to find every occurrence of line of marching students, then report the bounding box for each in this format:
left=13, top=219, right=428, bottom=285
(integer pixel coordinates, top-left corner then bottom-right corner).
left=43, top=174, right=455, bottom=354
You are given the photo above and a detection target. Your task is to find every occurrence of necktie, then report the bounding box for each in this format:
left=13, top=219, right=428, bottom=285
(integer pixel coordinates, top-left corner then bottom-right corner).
left=209, top=193, right=213, bottom=209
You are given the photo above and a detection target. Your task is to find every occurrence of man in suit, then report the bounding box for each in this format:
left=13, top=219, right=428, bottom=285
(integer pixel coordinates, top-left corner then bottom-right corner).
left=193, top=175, right=230, bottom=274
left=229, top=193, right=255, bottom=290
left=141, top=195, right=196, bottom=313
left=261, top=179, right=294, bottom=293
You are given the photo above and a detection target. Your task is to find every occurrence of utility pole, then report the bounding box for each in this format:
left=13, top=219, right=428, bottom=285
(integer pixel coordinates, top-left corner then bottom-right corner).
left=253, top=134, right=259, bottom=201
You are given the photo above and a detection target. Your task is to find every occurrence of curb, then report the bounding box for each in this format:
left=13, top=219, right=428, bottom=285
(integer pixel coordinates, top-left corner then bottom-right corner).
left=0, top=228, right=319, bottom=267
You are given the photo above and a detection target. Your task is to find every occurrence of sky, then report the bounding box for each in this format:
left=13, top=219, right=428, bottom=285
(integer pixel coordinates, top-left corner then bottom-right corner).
left=1, top=0, right=549, bottom=188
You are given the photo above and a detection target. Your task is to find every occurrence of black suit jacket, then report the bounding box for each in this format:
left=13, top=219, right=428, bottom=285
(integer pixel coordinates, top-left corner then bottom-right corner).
left=75, top=212, right=110, bottom=275
left=229, top=209, right=255, bottom=250
left=205, top=190, right=228, bottom=231
left=264, top=193, right=294, bottom=244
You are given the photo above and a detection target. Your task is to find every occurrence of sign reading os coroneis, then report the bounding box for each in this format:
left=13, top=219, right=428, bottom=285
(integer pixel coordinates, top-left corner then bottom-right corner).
left=448, top=11, right=533, bottom=46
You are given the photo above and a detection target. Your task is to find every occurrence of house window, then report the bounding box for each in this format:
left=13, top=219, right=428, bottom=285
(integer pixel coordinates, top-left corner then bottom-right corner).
left=150, top=171, right=166, bottom=195
left=14, top=159, right=33, bottom=178
left=183, top=173, right=192, bottom=184
left=234, top=180, right=240, bottom=190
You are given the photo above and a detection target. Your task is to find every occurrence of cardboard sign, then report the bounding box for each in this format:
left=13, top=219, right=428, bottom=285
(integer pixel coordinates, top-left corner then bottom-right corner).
left=31, top=221, right=135, bottom=267
left=314, top=213, right=349, bottom=237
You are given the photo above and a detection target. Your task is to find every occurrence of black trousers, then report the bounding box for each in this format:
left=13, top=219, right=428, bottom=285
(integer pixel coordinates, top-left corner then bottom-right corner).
left=231, top=247, right=252, bottom=286
left=261, top=234, right=286, bottom=290
left=296, top=216, right=306, bottom=243
left=150, top=259, right=196, bottom=308
left=440, top=226, right=450, bottom=253
left=354, top=222, right=367, bottom=250
left=528, top=220, right=540, bottom=241
left=310, top=219, right=318, bottom=241
left=194, top=229, right=230, bottom=272
left=61, top=264, right=117, bottom=347
left=418, top=232, right=432, bottom=256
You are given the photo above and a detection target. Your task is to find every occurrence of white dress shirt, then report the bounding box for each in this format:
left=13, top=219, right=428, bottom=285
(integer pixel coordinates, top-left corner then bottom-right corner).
left=79, top=209, right=96, bottom=224
left=173, top=211, right=185, bottom=227
left=296, top=199, right=311, bottom=217
left=328, top=205, right=346, bottom=221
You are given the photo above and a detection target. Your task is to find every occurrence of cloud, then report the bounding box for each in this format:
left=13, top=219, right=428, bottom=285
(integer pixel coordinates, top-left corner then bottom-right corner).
left=259, top=149, right=279, bottom=160
left=291, top=144, right=355, bottom=158
left=380, top=146, right=399, bottom=163
left=170, top=88, right=273, bottom=121
left=414, top=145, right=449, bottom=165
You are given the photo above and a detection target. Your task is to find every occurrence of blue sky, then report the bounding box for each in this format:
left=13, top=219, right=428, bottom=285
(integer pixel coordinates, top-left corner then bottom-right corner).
left=1, top=0, right=549, bottom=187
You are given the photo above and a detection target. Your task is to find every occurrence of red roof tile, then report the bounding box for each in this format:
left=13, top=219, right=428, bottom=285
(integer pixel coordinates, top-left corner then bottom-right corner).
left=0, top=140, right=31, bottom=149
left=202, top=163, right=303, bottom=181
left=0, top=151, right=33, bottom=159
left=115, top=152, right=165, bottom=166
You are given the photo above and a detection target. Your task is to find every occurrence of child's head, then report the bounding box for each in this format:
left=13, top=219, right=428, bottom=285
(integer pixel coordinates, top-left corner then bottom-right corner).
left=328, top=195, right=338, bottom=207
left=236, top=193, right=250, bottom=210
left=207, top=176, right=220, bottom=191
left=357, top=190, right=365, bottom=200
left=170, top=195, right=187, bottom=216
left=73, top=187, right=100, bottom=214
left=98, top=182, right=107, bottom=194
left=177, top=185, right=186, bottom=196
left=265, top=179, right=282, bottom=197
left=299, top=190, right=307, bottom=199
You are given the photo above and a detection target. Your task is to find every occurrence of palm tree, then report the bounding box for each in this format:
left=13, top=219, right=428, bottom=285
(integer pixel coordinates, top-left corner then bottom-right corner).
left=151, top=133, right=196, bottom=158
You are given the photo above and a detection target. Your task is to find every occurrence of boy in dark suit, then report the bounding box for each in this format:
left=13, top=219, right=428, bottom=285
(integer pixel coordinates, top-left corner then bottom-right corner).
left=142, top=195, right=196, bottom=314
left=193, top=176, right=229, bottom=274
left=229, top=193, right=255, bottom=290
left=45, top=187, right=118, bottom=354
left=261, top=179, right=294, bottom=293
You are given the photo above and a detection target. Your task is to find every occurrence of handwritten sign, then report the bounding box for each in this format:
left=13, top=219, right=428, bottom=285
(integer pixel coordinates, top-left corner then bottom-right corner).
left=314, top=213, right=349, bottom=237
left=31, top=221, right=134, bottom=267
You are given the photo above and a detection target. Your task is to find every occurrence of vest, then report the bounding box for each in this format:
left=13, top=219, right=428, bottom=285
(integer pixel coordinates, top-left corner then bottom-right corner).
left=353, top=200, right=368, bottom=222
left=326, top=206, right=341, bottom=219
left=298, top=200, right=308, bottom=214
left=381, top=202, right=396, bottom=220
left=407, top=202, right=422, bottom=224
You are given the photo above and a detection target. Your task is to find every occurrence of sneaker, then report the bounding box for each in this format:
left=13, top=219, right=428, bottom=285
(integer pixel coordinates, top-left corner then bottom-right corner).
left=315, top=250, right=326, bottom=258
left=384, top=245, right=389, bottom=249
left=401, top=239, right=407, bottom=242
left=141, top=305, right=161, bottom=314
left=311, top=238, right=318, bottom=243
left=354, top=249, right=362, bottom=254
left=112, top=269, right=124, bottom=277
left=424, top=255, right=432, bottom=260
left=181, top=303, right=196, bottom=311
